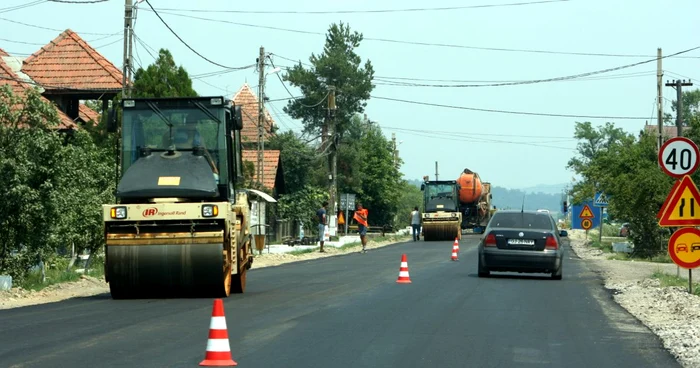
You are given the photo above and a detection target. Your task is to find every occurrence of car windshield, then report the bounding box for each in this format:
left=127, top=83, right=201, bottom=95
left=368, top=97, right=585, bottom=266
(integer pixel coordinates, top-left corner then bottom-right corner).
left=489, top=212, right=553, bottom=230
left=121, top=105, right=228, bottom=183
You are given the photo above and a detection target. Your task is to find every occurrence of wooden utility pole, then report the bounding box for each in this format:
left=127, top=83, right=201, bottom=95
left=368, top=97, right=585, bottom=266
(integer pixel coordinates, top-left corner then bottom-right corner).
left=657, top=48, right=663, bottom=154
left=666, top=79, right=694, bottom=137
left=257, top=46, right=266, bottom=187
left=122, top=0, right=134, bottom=98
left=328, top=86, right=337, bottom=228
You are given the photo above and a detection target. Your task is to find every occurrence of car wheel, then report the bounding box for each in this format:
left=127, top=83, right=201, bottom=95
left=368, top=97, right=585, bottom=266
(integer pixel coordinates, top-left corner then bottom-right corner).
left=478, top=259, right=490, bottom=278
left=551, top=266, right=563, bottom=280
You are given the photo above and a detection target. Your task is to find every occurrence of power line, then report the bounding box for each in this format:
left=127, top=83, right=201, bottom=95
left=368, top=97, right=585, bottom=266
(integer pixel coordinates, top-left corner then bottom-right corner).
left=372, top=96, right=650, bottom=120
left=0, top=1, right=46, bottom=14
left=142, top=0, right=255, bottom=70
left=140, top=11, right=700, bottom=60
left=47, top=0, right=109, bottom=3
left=0, top=17, right=114, bottom=35
left=382, top=126, right=576, bottom=139
left=150, top=0, right=569, bottom=14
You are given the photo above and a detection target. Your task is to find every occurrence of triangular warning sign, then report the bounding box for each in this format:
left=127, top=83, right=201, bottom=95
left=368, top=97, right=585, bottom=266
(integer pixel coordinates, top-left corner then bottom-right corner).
left=657, top=180, right=681, bottom=219
left=338, top=211, right=345, bottom=225
left=659, top=175, right=700, bottom=227
left=579, top=204, right=594, bottom=219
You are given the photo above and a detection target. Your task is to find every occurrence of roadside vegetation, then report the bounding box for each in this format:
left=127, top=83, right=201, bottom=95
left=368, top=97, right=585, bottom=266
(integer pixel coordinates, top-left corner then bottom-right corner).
left=0, top=22, right=421, bottom=290
left=568, top=89, right=700, bottom=260
left=651, top=270, right=700, bottom=297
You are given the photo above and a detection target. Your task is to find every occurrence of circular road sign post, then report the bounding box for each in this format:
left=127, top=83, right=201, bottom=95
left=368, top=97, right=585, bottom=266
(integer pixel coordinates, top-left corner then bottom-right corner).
left=659, top=137, right=700, bottom=178
left=668, top=227, right=700, bottom=294
left=581, top=218, right=593, bottom=230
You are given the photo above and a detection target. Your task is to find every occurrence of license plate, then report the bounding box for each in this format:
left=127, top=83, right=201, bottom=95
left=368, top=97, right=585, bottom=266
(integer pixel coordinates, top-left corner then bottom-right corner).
left=507, top=238, right=534, bottom=245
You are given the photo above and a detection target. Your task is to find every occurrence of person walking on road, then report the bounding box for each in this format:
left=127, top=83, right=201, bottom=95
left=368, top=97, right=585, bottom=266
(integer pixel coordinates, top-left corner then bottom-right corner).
left=353, top=202, right=369, bottom=253
left=317, top=201, right=328, bottom=253
left=411, top=206, right=421, bottom=241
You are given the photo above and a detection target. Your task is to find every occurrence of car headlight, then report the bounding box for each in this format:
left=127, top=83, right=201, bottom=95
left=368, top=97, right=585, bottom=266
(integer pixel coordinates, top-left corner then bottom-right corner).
left=110, top=206, right=127, bottom=219
left=202, top=204, right=219, bottom=217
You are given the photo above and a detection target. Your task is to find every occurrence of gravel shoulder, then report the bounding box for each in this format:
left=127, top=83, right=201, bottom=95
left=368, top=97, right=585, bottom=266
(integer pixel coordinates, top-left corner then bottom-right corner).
left=568, top=230, right=700, bottom=368
left=0, top=236, right=408, bottom=311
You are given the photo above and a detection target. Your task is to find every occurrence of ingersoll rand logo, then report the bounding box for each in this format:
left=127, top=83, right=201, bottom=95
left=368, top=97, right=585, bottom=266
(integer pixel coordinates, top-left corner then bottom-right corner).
left=142, top=208, right=158, bottom=217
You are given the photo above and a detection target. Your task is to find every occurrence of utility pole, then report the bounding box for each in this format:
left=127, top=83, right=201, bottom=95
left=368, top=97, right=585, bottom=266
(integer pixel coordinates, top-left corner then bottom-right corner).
left=122, top=0, right=134, bottom=98
left=257, top=46, right=266, bottom=188
left=328, top=86, right=337, bottom=232
left=666, top=79, right=694, bottom=137
left=657, top=48, right=663, bottom=155
left=435, top=161, right=439, bottom=181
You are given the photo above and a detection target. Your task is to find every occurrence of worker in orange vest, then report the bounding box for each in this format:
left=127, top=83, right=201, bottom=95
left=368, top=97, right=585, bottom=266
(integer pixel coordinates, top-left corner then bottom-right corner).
left=353, top=202, right=369, bottom=253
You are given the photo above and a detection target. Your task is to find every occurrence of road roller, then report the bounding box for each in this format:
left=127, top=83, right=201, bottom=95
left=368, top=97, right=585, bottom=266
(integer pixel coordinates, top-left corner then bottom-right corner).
left=420, top=179, right=462, bottom=241
left=102, top=96, right=253, bottom=299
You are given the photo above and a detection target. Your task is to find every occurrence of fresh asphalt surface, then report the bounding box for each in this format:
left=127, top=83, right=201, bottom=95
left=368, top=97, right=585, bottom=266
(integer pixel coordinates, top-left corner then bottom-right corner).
left=0, top=235, right=680, bottom=368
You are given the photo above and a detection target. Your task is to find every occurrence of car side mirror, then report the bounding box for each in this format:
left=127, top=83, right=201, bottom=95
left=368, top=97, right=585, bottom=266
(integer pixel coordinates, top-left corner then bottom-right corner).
left=106, top=107, right=117, bottom=133
left=420, top=184, right=425, bottom=191
left=559, top=230, right=568, bottom=237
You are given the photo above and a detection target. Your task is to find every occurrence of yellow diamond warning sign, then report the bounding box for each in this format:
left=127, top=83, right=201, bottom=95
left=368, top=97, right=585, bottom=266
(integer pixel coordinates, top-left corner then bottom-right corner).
left=579, top=204, right=594, bottom=219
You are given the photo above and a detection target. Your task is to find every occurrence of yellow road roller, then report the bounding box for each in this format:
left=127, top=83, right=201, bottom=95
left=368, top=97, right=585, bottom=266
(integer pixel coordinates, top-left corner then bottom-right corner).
left=420, top=179, right=462, bottom=241
left=102, top=96, right=254, bottom=299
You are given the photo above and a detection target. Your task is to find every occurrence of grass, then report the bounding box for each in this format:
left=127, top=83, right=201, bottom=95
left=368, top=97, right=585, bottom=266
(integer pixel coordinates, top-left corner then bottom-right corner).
left=19, top=257, right=105, bottom=291
left=651, top=270, right=700, bottom=296
left=590, top=239, right=614, bottom=253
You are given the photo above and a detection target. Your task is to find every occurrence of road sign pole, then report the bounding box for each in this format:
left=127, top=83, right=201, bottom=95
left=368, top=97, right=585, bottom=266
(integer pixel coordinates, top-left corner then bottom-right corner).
left=598, top=206, right=603, bottom=243
left=690, top=269, right=693, bottom=295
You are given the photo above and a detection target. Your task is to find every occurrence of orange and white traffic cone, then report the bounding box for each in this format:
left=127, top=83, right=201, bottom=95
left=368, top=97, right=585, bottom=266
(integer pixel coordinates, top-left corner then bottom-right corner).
left=396, top=254, right=412, bottom=283
left=451, top=238, right=459, bottom=261
left=200, top=299, right=237, bottom=367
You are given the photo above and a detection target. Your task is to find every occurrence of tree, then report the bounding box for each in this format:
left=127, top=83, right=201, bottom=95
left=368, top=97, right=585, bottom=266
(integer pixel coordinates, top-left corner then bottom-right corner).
left=0, top=85, right=114, bottom=283
left=277, top=187, right=329, bottom=234
left=566, top=121, right=632, bottom=203
left=664, top=89, right=700, bottom=126
left=132, top=49, right=198, bottom=98
left=267, top=131, right=317, bottom=193
left=282, top=22, right=375, bottom=138
left=357, top=125, right=403, bottom=228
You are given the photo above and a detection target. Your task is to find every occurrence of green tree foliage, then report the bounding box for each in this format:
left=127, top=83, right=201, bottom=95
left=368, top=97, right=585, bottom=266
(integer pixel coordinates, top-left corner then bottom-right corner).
left=664, top=88, right=700, bottom=126
left=394, top=180, right=423, bottom=228
left=357, top=125, right=403, bottom=227
left=132, top=49, right=198, bottom=98
left=282, top=22, right=375, bottom=138
left=277, top=187, right=329, bottom=233
left=0, top=86, right=113, bottom=282
left=267, top=131, right=316, bottom=193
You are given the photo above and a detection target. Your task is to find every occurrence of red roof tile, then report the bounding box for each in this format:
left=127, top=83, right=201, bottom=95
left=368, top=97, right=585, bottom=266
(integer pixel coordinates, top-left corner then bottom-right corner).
left=22, top=29, right=123, bottom=91
left=0, top=53, right=75, bottom=129
left=242, top=149, right=281, bottom=190
left=232, top=83, right=276, bottom=144
left=79, top=103, right=100, bottom=124
left=0, top=48, right=8, bottom=57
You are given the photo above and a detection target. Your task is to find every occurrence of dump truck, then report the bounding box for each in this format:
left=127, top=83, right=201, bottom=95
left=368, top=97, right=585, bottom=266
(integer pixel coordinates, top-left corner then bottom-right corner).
left=102, top=96, right=254, bottom=299
left=420, top=177, right=462, bottom=241
left=457, top=168, right=493, bottom=233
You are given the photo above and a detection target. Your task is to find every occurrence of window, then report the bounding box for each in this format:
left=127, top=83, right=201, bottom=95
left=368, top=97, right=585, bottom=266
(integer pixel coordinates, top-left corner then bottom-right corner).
left=489, top=213, right=553, bottom=230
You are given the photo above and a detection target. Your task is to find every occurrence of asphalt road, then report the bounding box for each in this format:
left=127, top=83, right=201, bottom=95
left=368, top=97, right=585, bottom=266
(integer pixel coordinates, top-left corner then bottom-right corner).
left=0, top=235, right=680, bottom=368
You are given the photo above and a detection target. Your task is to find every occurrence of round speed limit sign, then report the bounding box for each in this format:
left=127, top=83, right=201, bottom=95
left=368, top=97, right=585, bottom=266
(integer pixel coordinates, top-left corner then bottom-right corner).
left=659, top=137, right=700, bottom=178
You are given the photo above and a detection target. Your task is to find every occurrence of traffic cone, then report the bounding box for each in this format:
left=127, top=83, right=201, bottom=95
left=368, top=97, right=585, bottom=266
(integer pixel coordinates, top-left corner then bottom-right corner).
left=200, top=299, right=237, bottom=367
left=451, top=238, right=459, bottom=261
left=396, top=254, right=412, bottom=283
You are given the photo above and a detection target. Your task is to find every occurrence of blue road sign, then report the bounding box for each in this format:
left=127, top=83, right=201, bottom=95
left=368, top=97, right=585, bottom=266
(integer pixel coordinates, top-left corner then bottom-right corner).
left=571, top=200, right=602, bottom=230
left=594, top=192, right=609, bottom=207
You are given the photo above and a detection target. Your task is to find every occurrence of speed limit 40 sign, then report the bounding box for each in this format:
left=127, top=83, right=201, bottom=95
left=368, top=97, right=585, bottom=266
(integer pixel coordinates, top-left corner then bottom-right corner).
left=659, top=137, right=700, bottom=178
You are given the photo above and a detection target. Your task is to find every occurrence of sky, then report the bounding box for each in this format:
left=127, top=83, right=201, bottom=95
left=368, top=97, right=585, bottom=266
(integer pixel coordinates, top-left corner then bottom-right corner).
left=1, top=0, right=698, bottom=191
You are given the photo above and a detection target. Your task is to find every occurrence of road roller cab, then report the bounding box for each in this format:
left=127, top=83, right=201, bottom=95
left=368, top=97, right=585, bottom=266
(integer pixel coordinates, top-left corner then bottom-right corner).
left=102, top=96, right=253, bottom=299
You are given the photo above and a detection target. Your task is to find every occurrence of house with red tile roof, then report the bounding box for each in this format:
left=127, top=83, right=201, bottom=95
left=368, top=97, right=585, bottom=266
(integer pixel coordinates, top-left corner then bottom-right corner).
left=232, top=83, right=276, bottom=147
left=19, top=29, right=123, bottom=123
left=0, top=47, right=75, bottom=129
left=643, top=124, right=689, bottom=140
left=78, top=103, right=100, bottom=125
left=242, top=150, right=285, bottom=194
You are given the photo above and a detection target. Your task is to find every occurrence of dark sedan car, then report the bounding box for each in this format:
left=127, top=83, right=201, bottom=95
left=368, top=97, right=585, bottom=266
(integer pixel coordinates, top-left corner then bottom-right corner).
left=477, top=210, right=567, bottom=280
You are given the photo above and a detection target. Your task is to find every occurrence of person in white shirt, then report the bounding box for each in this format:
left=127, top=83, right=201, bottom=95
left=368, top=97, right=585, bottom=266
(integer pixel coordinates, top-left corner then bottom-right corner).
left=411, top=206, right=421, bottom=241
